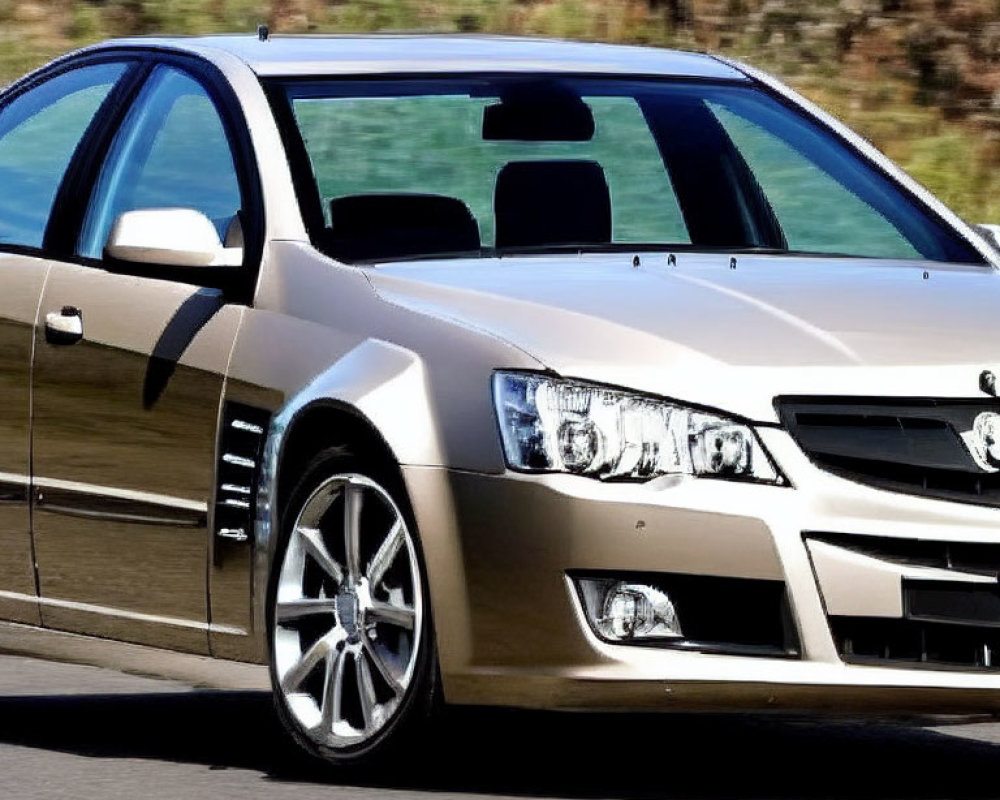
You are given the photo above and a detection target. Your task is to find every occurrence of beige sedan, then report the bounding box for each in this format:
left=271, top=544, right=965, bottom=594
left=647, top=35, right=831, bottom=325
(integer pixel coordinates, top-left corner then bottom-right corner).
left=2, top=32, right=1000, bottom=766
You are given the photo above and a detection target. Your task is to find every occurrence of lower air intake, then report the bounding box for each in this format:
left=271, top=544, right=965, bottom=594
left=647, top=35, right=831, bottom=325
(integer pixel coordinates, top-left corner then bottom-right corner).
left=833, top=616, right=1000, bottom=671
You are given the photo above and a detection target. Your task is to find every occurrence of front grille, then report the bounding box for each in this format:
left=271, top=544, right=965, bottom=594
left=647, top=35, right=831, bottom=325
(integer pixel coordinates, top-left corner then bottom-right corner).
left=778, top=396, right=1000, bottom=507
left=808, top=532, right=1000, bottom=671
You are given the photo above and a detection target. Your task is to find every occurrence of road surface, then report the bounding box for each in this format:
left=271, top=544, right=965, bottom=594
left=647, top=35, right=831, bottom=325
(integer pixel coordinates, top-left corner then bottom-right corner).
left=2, top=654, right=1000, bottom=798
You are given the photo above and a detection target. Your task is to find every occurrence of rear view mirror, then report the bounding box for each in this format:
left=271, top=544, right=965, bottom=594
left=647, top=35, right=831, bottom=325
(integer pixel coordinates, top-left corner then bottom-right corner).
left=105, top=208, right=243, bottom=268
left=482, top=82, right=595, bottom=141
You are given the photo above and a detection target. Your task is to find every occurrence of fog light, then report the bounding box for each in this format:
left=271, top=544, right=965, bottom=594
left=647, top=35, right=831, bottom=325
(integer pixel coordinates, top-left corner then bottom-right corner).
left=600, top=582, right=683, bottom=640
left=576, top=578, right=683, bottom=642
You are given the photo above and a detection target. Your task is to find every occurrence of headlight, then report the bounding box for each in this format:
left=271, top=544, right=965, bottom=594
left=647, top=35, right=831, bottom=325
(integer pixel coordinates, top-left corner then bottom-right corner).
left=492, top=372, right=784, bottom=484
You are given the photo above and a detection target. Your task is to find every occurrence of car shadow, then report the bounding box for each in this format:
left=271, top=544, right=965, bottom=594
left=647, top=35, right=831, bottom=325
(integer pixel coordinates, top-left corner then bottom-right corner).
left=0, top=690, right=998, bottom=798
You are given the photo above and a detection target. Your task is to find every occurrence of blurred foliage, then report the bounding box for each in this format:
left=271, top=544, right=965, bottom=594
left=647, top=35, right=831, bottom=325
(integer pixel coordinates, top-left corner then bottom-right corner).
left=2, top=0, right=1000, bottom=222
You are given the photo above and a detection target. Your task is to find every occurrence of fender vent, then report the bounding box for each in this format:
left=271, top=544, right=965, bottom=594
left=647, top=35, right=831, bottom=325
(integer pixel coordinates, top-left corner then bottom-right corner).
left=214, top=402, right=271, bottom=544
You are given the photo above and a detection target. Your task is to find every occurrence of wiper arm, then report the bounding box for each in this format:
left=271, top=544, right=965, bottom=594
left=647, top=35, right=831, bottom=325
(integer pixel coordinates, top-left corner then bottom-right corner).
left=491, top=243, right=793, bottom=257
left=491, top=243, right=682, bottom=256
left=725, top=246, right=789, bottom=254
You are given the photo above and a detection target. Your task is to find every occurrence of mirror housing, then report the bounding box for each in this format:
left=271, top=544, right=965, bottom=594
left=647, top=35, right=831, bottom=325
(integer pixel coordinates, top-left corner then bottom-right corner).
left=105, top=208, right=242, bottom=267
left=974, top=223, right=1000, bottom=251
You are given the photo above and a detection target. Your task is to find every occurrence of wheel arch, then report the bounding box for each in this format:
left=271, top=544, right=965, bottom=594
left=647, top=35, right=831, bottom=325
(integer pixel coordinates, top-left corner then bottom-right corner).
left=252, top=338, right=462, bottom=665
left=275, top=399, right=404, bottom=519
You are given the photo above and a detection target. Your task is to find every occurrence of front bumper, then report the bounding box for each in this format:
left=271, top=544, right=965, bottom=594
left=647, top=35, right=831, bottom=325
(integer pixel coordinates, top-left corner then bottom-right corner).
left=402, top=426, right=1000, bottom=713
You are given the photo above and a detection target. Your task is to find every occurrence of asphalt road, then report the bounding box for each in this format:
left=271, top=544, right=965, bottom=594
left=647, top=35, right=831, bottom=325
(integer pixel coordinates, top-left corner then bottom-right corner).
left=4, top=655, right=1000, bottom=799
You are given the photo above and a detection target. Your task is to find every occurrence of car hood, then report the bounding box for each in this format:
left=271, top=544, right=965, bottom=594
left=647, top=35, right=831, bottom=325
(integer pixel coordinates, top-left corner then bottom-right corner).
left=368, top=252, right=1000, bottom=422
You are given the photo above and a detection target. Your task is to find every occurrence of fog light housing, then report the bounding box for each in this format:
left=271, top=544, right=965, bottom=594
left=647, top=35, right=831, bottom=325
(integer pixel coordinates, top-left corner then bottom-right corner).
left=577, top=578, right=683, bottom=642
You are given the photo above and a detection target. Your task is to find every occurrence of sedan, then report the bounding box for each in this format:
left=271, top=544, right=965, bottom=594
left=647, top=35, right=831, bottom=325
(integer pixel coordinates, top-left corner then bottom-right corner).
left=2, top=33, right=1000, bottom=766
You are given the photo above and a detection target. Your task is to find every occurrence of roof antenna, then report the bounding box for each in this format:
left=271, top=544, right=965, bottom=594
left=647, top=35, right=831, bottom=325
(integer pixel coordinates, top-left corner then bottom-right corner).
left=257, top=24, right=270, bottom=42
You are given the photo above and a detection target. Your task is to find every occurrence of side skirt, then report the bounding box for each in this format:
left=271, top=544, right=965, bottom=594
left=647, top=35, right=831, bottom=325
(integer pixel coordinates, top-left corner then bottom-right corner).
left=0, top=620, right=269, bottom=690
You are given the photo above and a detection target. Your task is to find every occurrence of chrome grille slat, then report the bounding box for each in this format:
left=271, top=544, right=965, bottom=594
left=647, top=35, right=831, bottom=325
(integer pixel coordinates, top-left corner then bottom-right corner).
left=231, top=419, right=265, bottom=435
left=222, top=453, right=255, bottom=469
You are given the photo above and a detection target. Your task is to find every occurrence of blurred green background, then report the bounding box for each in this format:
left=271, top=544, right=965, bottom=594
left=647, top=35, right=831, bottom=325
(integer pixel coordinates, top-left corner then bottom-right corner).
left=3, top=0, right=999, bottom=224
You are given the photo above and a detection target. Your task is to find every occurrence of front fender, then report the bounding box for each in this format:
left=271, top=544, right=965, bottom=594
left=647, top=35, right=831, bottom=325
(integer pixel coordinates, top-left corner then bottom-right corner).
left=253, top=337, right=444, bottom=642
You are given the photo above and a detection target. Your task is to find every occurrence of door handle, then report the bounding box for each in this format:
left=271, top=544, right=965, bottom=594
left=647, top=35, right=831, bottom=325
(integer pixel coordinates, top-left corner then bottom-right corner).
left=45, top=306, right=83, bottom=345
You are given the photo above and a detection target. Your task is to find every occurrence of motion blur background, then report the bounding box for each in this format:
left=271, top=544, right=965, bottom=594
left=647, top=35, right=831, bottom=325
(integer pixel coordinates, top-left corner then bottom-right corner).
left=1, top=0, right=996, bottom=224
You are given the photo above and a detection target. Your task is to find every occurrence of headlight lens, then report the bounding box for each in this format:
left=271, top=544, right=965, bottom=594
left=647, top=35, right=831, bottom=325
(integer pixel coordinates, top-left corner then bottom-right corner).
left=493, top=372, right=784, bottom=484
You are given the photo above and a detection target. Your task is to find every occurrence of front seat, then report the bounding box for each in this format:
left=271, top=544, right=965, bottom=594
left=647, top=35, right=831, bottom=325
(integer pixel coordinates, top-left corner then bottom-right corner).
left=327, top=193, right=480, bottom=262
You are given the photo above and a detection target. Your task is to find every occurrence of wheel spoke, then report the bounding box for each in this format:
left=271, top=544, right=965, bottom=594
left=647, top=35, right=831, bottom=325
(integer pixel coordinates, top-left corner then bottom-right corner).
left=281, top=634, right=330, bottom=693
left=297, top=526, right=344, bottom=585
left=344, top=482, right=364, bottom=581
left=362, top=637, right=402, bottom=697
left=367, top=600, right=415, bottom=631
left=355, top=650, right=378, bottom=732
left=367, top=521, right=404, bottom=587
left=276, top=597, right=337, bottom=623
left=319, top=648, right=347, bottom=732
left=296, top=482, right=339, bottom=528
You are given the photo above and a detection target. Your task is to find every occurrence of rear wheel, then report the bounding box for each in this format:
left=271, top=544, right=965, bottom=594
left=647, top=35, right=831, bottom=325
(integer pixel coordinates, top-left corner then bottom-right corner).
left=269, top=449, right=435, bottom=765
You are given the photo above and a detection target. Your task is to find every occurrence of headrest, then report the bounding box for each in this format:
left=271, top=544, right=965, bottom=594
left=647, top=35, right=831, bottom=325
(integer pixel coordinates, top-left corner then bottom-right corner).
left=327, top=193, right=480, bottom=261
left=494, top=160, right=612, bottom=250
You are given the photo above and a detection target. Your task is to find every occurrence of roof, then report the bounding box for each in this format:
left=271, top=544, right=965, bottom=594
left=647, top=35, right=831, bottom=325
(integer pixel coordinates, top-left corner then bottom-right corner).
left=97, top=34, right=747, bottom=80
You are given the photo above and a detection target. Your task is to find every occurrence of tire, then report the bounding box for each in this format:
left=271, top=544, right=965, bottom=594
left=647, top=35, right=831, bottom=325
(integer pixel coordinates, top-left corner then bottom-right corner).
left=268, top=447, right=437, bottom=766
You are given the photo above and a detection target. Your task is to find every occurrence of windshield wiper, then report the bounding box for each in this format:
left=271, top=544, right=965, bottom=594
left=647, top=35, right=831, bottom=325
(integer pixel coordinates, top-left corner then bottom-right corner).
left=490, top=243, right=795, bottom=257
left=492, top=243, right=686, bottom=256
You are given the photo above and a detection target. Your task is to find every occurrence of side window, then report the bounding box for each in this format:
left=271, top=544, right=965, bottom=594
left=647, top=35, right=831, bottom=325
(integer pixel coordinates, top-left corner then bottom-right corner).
left=710, top=104, right=921, bottom=259
left=79, top=65, right=243, bottom=260
left=0, top=63, right=126, bottom=249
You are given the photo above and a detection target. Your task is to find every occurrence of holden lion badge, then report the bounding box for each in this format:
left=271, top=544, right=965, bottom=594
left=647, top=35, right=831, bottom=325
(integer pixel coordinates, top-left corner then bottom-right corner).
left=963, top=411, right=1000, bottom=471
left=980, top=369, right=998, bottom=397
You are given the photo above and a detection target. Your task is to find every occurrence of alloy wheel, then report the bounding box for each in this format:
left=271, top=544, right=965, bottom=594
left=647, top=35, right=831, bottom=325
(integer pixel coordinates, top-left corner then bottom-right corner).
left=273, top=473, right=424, bottom=750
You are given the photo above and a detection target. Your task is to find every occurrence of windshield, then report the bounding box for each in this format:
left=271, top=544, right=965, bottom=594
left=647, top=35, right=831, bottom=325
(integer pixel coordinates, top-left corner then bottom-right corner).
left=271, top=77, right=983, bottom=265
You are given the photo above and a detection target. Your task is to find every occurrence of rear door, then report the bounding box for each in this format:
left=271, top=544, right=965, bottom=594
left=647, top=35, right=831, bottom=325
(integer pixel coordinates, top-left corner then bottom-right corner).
left=30, top=59, right=255, bottom=653
left=0, top=61, right=132, bottom=626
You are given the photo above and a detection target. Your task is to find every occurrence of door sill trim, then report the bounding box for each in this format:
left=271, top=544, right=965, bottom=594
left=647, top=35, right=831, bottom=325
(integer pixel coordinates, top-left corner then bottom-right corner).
left=0, top=620, right=268, bottom=690
left=0, top=590, right=244, bottom=635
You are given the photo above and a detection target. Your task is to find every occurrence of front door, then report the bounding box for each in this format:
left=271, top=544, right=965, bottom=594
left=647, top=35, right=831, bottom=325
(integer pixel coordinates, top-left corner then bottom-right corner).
left=30, top=62, right=249, bottom=653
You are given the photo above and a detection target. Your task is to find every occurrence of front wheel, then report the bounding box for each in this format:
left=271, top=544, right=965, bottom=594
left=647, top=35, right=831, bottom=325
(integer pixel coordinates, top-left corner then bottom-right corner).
left=268, top=450, right=435, bottom=765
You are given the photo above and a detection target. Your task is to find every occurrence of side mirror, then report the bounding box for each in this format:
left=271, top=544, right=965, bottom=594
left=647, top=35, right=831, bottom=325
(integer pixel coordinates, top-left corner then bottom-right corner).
left=975, top=223, right=1000, bottom=251
left=105, top=208, right=242, bottom=267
